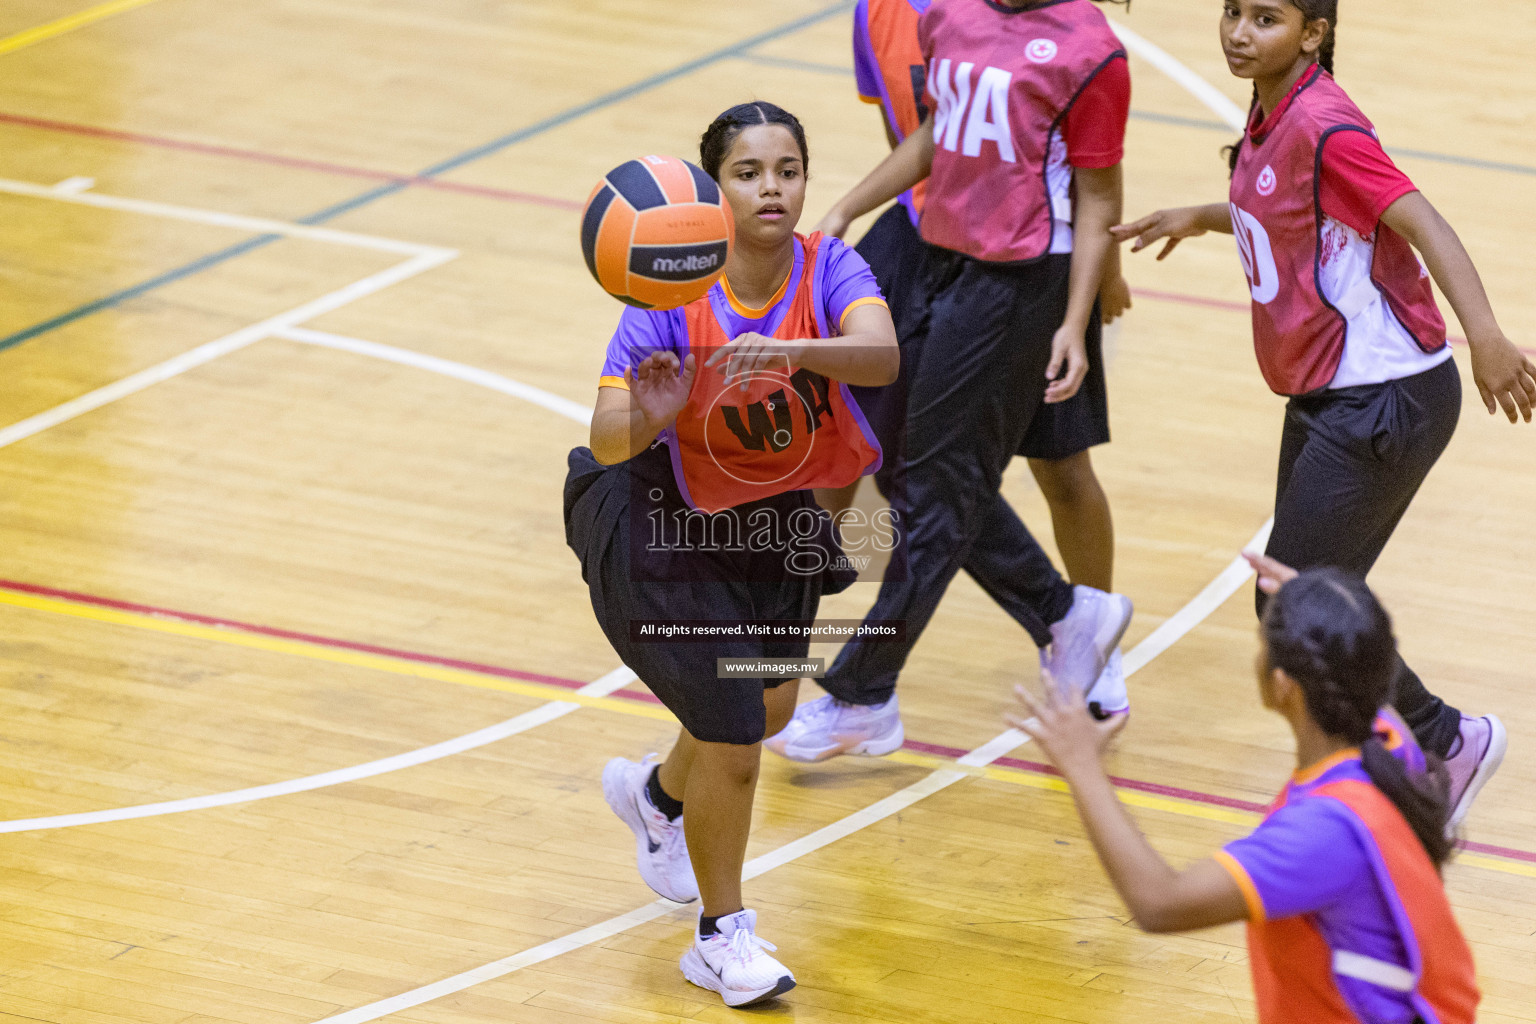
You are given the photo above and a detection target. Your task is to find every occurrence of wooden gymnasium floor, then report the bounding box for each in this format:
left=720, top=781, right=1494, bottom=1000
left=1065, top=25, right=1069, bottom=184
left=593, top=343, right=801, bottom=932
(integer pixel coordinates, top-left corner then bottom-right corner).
left=1, top=1, right=1533, bottom=1021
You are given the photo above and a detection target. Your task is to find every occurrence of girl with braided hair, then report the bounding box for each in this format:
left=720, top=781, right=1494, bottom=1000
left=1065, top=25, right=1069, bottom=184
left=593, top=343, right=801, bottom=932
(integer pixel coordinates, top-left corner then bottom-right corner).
left=1011, top=561, right=1479, bottom=1024
left=1111, top=0, right=1534, bottom=826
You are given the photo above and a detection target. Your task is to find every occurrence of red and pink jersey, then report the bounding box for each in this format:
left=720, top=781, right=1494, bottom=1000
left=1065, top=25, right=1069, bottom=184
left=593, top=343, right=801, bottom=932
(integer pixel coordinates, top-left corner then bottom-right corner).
left=1230, top=66, right=1451, bottom=395
left=600, top=233, right=887, bottom=513
left=916, top=0, right=1129, bottom=263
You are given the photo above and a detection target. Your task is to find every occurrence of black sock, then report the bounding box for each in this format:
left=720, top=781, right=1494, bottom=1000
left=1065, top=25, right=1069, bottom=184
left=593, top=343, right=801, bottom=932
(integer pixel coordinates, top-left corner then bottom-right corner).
left=645, top=766, right=684, bottom=821
left=699, top=911, right=742, bottom=937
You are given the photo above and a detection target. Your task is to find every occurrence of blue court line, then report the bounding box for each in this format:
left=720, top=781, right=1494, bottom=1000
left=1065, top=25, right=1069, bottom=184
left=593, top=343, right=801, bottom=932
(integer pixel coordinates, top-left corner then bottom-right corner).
left=0, top=0, right=855, bottom=355
left=733, top=52, right=1536, bottom=179
left=734, top=52, right=852, bottom=76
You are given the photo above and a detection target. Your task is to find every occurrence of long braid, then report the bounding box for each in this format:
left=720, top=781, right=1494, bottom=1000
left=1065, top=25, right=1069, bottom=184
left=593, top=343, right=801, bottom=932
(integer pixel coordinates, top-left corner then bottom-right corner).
left=1224, top=87, right=1260, bottom=175
left=1317, top=18, right=1337, bottom=75
left=1295, top=0, right=1339, bottom=73
left=1263, top=569, right=1454, bottom=867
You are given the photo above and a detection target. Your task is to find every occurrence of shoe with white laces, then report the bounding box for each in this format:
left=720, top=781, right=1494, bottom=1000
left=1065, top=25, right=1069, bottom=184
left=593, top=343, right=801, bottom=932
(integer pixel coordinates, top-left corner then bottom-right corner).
left=1083, top=647, right=1129, bottom=719
left=1043, top=586, right=1133, bottom=697
left=679, top=909, right=795, bottom=1007
left=1444, top=714, right=1507, bottom=834
left=763, top=693, right=903, bottom=763
left=602, top=754, right=698, bottom=904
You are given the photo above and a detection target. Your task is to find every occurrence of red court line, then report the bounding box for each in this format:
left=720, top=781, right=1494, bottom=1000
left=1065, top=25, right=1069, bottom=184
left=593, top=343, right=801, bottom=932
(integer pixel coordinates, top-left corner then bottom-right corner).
left=8, top=104, right=1536, bottom=361
left=0, top=576, right=657, bottom=705
left=1131, top=287, right=1248, bottom=314
left=0, top=111, right=583, bottom=211
left=904, top=736, right=1536, bottom=864
left=1, top=575, right=1530, bottom=864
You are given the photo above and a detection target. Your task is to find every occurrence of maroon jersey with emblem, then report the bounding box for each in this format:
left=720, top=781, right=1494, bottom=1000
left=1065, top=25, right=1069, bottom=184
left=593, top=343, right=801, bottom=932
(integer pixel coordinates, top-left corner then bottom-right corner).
left=917, top=0, right=1126, bottom=263
left=1229, top=66, right=1447, bottom=396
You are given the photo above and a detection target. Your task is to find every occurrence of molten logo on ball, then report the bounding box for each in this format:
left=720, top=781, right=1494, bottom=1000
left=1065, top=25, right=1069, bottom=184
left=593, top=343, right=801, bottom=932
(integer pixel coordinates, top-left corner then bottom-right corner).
left=581, top=155, right=734, bottom=309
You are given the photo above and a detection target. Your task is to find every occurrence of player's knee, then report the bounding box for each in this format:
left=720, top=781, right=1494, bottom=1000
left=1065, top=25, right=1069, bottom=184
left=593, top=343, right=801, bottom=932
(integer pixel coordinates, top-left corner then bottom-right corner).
left=1029, top=452, right=1101, bottom=508
left=702, top=741, right=761, bottom=788
left=763, top=680, right=801, bottom=737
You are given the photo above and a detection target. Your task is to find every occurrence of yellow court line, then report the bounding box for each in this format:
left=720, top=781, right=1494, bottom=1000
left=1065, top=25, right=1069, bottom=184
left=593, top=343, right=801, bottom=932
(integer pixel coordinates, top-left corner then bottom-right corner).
left=4, top=584, right=1533, bottom=880
left=0, top=587, right=675, bottom=722
left=0, top=0, right=167, bottom=57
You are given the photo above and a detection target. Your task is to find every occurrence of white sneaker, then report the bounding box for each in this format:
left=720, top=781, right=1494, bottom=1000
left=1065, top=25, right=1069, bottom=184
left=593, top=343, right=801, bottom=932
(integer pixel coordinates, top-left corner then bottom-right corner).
left=1043, top=586, right=1133, bottom=697
left=679, top=909, right=795, bottom=1007
left=602, top=755, right=698, bottom=904
left=763, top=693, right=904, bottom=763
left=1084, top=647, right=1129, bottom=719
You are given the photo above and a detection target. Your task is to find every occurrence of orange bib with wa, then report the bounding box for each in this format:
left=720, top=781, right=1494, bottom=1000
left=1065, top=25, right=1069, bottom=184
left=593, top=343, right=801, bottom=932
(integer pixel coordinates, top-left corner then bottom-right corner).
left=666, top=232, right=882, bottom=513
left=1247, top=778, right=1479, bottom=1024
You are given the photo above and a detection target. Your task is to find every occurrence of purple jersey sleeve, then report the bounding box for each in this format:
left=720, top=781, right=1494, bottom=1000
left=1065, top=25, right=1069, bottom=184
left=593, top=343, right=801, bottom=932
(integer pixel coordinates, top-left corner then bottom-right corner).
left=852, top=0, right=882, bottom=101
left=599, top=306, right=687, bottom=388
left=1221, top=798, right=1373, bottom=921
left=819, top=236, right=887, bottom=335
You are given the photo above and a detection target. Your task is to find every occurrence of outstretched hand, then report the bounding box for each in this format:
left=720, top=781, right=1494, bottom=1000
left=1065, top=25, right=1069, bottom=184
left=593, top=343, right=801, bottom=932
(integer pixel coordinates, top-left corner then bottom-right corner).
left=1110, top=207, right=1212, bottom=261
left=1243, top=551, right=1299, bottom=595
left=1005, top=672, right=1128, bottom=780
left=625, top=351, right=696, bottom=429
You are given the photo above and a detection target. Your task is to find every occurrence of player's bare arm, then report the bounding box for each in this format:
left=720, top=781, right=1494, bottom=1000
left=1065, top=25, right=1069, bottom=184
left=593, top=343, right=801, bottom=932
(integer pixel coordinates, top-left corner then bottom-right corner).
left=816, top=116, right=936, bottom=239
left=1380, top=191, right=1536, bottom=423
left=1048, top=163, right=1123, bottom=404
left=590, top=352, right=696, bottom=464
left=1007, top=681, right=1249, bottom=933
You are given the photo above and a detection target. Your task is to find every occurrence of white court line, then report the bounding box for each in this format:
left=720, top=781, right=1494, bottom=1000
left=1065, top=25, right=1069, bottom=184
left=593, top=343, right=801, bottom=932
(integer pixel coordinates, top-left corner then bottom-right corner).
left=940, top=519, right=1275, bottom=768
left=0, top=322, right=1270, bottom=831
left=0, top=179, right=459, bottom=451
left=0, top=176, right=445, bottom=256
left=302, top=26, right=1277, bottom=1018
left=1108, top=19, right=1247, bottom=131
left=1123, top=518, right=1274, bottom=676
left=305, top=542, right=1270, bottom=1024
left=275, top=326, right=593, bottom=426
left=0, top=667, right=638, bottom=834
left=50, top=175, right=95, bottom=195
left=0, top=248, right=457, bottom=451
left=314, top=771, right=968, bottom=1024
left=313, top=769, right=971, bottom=1024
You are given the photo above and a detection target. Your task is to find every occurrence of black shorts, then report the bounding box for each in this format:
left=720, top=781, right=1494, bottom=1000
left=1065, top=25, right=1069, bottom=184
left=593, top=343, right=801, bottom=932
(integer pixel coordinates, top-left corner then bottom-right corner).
left=563, top=444, right=849, bottom=745
left=847, top=207, right=1109, bottom=472
left=1017, top=294, right=1109, bottom=462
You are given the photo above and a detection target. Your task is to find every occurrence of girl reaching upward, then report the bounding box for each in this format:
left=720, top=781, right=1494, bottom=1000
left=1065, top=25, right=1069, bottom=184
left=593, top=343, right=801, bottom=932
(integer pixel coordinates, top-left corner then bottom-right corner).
left=1013, top=563, right=1481, bottom=1024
